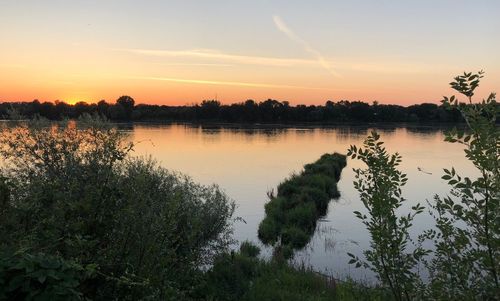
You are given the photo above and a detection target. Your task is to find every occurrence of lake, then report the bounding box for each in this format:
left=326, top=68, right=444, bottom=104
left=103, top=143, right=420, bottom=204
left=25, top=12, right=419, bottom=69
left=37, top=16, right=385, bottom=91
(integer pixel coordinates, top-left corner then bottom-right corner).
left=126, top=123, right=475, bottom=281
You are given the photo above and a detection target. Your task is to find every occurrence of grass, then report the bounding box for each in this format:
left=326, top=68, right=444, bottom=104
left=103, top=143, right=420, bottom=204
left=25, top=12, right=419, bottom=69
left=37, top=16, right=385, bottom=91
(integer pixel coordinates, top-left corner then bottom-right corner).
left=200, top=242, right=392, bottom=301
left=257, top=153, right=347, bottom=258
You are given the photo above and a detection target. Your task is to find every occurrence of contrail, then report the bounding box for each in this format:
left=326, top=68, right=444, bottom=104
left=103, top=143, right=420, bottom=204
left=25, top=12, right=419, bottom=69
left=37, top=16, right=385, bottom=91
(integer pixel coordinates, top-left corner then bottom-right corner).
left=272, top=15, right=340, bottom=77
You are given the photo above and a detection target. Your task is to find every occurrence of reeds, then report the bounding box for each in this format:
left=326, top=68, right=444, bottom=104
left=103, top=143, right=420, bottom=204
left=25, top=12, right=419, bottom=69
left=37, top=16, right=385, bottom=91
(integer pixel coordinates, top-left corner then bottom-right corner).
left=258, top=153, right=347, bottom=258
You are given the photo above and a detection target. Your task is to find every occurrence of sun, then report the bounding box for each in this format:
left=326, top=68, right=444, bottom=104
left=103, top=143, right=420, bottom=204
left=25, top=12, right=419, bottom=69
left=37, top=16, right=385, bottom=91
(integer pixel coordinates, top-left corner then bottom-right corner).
left=65, top=98, right=79, bottom=105
left=62, top=95, right=91, bottom=105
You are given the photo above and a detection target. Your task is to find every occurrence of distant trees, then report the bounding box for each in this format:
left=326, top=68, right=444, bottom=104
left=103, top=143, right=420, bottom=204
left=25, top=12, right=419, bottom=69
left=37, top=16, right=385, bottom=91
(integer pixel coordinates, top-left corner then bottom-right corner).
left=0, top=97, right=469, bottom=124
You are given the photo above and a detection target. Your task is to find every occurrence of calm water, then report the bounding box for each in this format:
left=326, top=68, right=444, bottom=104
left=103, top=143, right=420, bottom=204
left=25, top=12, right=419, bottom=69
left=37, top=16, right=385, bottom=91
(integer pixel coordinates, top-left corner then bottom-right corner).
left=126, top=123, right=475, bottom=281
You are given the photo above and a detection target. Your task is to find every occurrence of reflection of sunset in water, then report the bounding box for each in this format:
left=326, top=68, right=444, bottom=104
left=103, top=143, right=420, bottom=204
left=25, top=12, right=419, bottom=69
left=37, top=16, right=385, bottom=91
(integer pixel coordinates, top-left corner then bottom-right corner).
left=126, top=123, right=476, bottom=280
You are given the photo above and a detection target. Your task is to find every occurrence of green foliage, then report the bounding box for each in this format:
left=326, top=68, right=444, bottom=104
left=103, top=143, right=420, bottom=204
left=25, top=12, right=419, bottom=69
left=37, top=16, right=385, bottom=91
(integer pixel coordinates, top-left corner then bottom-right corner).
left=281, top=226, right=310, bottom=249
left=202, top=242, right=338, bottom=301
left=0, top=251, right=96, bottom=301
left=202, top=252, right=259, bottom=300
left=333, top=278, right=394, bottom=301
left=257, top=217, right=281, bottom=245
left=239, top=241, right=260, bottom=258
left=423, top=71, right=499, bottom=300
left=0, top=115, right=235, bottom=299
left=287, top=202, right=317, bottom=230
left=257, top=153, right=346, bottom=259
left=348, top=71, right=499, bottom=300
left=347, top=132, right=427, bottom=301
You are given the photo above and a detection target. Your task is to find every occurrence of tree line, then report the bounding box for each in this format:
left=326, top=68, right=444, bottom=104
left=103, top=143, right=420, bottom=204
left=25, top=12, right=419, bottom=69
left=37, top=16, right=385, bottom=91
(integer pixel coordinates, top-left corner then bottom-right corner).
left=0, top=96, right=466, bottom=123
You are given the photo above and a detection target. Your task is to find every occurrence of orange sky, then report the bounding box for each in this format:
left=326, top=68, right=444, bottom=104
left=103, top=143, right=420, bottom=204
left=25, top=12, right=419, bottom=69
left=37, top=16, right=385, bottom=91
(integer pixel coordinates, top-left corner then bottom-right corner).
left=1, top=1, right=499, bottom=106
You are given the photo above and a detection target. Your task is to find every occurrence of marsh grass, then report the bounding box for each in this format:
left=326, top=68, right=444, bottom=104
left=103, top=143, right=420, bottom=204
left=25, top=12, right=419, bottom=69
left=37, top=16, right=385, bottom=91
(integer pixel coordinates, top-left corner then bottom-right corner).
left=258, top=153, right=347, bottom=258
left=202, top=241, right=391, bottom=301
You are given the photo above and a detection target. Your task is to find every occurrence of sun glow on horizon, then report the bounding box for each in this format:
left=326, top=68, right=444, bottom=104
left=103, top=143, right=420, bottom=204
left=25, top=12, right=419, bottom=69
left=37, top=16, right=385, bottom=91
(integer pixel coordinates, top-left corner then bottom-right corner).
left=0, top=1, right=498, bottom=106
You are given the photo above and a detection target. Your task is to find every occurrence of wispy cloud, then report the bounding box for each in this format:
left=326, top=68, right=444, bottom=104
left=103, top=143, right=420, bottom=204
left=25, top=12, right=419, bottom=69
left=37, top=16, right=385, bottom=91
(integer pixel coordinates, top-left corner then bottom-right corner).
left=272, top=15, right=340, bottom=77
left=159, top=62, right=234, bottom=67
left=127, top=76, right=339, bottom=91
left=115, top=47, right=441, bottom=75
left=116, top=48, right=315, bottom=67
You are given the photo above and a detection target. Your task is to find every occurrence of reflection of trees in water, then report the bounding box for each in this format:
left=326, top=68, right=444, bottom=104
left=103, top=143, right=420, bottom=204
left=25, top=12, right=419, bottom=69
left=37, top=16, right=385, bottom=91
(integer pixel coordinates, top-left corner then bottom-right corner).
left=405, top=125, right=447, bottom=136
left=194, top=125, right=291, bottom=143
left=127, top=123, right=452, bottom=145
left=294, top=128, right=316, bottom=136
left=246, top=128, right=288, bottom=137
left=332, top=126, right=369, bottom=142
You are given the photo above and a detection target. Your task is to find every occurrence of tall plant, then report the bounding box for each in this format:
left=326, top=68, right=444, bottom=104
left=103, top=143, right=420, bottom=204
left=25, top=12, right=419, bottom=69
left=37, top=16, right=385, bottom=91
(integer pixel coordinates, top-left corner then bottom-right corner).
left=347, top=132, right=426, bottom=301
left=424, top=71, right=499, bottom=300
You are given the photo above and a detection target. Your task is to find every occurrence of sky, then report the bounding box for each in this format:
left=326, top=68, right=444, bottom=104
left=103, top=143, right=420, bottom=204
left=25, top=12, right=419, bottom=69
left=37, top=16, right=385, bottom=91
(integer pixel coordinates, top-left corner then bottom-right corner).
left=0, top=0, right=499, bottom=105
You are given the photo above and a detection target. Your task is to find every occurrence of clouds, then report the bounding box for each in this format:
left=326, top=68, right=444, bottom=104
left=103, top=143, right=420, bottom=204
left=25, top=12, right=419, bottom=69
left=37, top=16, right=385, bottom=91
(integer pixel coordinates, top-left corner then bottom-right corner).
left=118, top=16, right=340, bottom=78
left=116, top=48, right=315, bottom=67
left=127, top=76, right=338, bottom=91
left=272, top=15, right=340, bottom=77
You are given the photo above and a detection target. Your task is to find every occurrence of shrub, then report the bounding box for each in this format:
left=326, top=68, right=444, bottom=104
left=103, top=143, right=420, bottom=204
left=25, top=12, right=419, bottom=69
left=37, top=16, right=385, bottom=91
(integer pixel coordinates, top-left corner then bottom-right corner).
left=202, top=253, right=259, bottom=301
left=0, top=251, right=95, bottom=301
left=0, top=115, right=235, bottom=299
left=424, top=71, right=499, bottom=299
left=347, top=71, right=499, bottom=300
left=203, top=247, right=337, bottom=301
left=347, top=132, right=427, bottom=301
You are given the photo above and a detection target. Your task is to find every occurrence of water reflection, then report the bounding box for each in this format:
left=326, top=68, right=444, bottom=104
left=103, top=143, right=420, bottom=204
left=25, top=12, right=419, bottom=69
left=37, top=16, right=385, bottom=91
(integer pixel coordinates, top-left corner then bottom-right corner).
left=125, top=123, right=474, bottom=281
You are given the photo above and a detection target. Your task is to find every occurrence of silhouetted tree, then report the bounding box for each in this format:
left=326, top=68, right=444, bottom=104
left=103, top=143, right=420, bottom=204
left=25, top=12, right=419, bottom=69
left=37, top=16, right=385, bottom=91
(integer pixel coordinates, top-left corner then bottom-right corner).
left=116, top=95, right=135, bottom=120
left=97, top=100, right=110, bottom=117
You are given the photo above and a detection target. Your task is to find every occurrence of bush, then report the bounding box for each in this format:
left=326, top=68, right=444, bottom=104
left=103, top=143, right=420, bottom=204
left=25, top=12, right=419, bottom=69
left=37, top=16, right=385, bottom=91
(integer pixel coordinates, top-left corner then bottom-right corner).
left=348, top=71, right=499, bottom=300
left=201, top=251, right=260, bottom=301
left=424, top=71, right=499, bottom=299
left=0, top=115, right=235, bottom=299
left=202, top=247, right=337, bottom=301
left=0, top=251, right=95, bottom=301
left=347, top=132, right=426, bottom=301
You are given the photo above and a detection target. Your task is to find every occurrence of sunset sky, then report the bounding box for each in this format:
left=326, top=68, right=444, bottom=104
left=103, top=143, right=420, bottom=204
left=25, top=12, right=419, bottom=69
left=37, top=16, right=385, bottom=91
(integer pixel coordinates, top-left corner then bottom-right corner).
left=1, top=0, right=499, bottom=105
